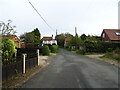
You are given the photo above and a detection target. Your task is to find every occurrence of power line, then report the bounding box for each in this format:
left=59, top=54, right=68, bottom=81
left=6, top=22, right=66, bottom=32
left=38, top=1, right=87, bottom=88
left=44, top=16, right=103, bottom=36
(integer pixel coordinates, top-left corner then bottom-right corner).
left=28, top=0, right=54, bottom=31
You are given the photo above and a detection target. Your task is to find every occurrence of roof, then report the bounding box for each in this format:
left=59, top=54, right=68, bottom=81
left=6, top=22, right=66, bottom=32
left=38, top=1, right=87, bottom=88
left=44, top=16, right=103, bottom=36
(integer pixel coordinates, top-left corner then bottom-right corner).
left=102, top=29, right=120, bottom=41
left=42, top=37, right=53, bottom=40
left=2, top=35, right=20, bottom=41
left=2, top=35, right=16, bottom=38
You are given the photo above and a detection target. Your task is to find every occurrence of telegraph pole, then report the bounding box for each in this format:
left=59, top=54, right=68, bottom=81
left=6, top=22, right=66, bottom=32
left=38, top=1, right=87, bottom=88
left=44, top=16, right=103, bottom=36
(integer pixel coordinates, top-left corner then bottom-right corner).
left=75, top=27, right=77, bottom=36
left=56, top=29, right=58, bottom=36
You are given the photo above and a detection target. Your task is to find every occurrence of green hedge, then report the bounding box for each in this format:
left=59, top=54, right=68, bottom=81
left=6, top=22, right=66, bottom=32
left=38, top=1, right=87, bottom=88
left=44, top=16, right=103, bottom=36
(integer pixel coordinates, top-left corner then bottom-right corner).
left=50, top=45, right=59, bottom=53
left=84, top=41, right=120, bottom=53
left=76, top=50, right=85, bottom=55
left=42, top=45, right=50, bottom=55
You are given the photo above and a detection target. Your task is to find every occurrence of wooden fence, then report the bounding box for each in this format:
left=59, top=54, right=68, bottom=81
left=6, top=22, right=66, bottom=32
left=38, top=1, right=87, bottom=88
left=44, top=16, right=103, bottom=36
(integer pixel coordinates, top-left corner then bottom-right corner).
left=2, top=53, right=38, bottom=82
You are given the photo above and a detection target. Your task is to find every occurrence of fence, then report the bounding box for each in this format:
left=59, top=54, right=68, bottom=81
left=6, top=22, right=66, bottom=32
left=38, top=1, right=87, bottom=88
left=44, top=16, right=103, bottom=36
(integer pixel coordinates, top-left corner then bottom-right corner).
left=16, top=48, right=42, bottom=55
left=2, top=49, right=39, bottom=82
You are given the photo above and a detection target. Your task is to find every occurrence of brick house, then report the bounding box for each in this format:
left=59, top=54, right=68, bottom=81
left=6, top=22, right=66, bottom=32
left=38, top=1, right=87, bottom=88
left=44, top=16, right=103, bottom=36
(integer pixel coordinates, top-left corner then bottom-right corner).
left=2, top=35, right=21, bottom=48
left=42, top=36, right=57, bottom=46
left=101, top=29, right=120, bottom=42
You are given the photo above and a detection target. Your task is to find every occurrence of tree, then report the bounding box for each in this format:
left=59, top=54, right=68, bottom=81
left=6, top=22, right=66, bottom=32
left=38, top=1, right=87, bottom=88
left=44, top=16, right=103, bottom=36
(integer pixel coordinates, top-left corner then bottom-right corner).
left=55, top=33, right=73, bottom=47
left=67, top=35, right=82, bottom=49
left=80, top=34, right=87, bottom=41
left=0, top=20, right=16, bottom=35
left=1, top=37, right=16, bottom=65
left=32, top=28, right=41, bottom=39
left=55, top=34, right=65, bottom=47
left=65, top=33, right=73, bottom=38
left=20, top=28, right=41, bottom=46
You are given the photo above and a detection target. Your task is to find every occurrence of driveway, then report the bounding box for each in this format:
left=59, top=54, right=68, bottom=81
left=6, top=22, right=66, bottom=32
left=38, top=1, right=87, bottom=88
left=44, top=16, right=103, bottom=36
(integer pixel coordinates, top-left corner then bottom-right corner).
left=21, top=49, right=118, bottom=88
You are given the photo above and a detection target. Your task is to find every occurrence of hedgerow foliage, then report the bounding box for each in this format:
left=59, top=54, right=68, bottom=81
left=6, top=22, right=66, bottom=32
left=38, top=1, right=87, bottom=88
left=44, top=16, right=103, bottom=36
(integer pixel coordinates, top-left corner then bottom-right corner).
left=50, top=45, right=59, bottom=53
left=42, top=45, right=50, bottom=55
left=1, top=37, right=16, bottom=64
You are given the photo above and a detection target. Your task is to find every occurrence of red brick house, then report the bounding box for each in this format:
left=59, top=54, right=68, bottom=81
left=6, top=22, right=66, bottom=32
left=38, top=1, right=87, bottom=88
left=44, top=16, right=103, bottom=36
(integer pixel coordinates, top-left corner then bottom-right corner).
left=101, top=29, right=120, bottom=42
left=2, top=35, right=21, bottom=48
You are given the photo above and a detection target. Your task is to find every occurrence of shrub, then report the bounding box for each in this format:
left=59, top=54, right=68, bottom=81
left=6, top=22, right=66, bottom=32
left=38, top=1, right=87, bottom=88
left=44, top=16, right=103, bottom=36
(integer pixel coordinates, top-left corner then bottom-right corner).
left=76, top=49, right=85, bottom=55
left=114, top=48, right=120, bottom=54
left=50, top=45, right=59, bottom=53
left=1, top=37, right=16, bottom=65
left=107, top=48, right=113, bottom=52
left=42, top=45, right=50, bottom=55
left=84, top=41, right=120, bottom=53
left=102, top=48, right=120, bottom=61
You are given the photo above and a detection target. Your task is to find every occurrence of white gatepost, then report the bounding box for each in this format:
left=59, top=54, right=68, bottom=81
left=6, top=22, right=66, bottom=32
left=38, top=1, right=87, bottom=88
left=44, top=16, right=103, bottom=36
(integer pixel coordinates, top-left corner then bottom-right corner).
left=23, top=53, right=27, bottom=73
left=37, top=49, right=40, bottom=66
left=15, top=49, right=17, bottom=59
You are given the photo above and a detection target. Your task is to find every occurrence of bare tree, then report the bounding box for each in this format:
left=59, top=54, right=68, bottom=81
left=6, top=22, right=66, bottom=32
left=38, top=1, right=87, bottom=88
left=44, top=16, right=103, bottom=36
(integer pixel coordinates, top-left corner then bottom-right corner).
left=0, top=20, right=16, bottom=35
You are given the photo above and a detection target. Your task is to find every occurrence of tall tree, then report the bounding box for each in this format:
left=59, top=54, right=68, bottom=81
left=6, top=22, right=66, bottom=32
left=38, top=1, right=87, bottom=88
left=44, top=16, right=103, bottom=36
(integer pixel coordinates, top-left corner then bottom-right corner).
left=55, top=33, right=73, bottom=47
left=32, top=28, right=41, bottom=44
left=55, top=34, right=65, bottom=47
left=20, top=28, right=41, bottom=46
left=32, top=28, right=41, bottom=39
left=80, top=34, right=87, bottom=41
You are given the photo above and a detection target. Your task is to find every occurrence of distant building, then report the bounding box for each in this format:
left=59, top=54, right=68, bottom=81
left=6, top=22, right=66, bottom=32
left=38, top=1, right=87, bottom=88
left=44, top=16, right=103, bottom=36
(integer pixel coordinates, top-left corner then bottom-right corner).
left=101, top=29, right=120, bottom=42
left=2, top=35, right=21, bottom=48
left=42, top=36, right=57, bottom=46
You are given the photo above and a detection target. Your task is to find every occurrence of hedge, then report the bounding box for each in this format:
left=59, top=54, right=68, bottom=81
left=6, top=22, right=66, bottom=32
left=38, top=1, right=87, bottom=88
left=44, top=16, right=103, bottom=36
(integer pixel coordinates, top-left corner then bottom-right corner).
left=42, top=45, right=50, bottom=55
left=50, top=45, right=59, bottom=53
left=76, top=50, right=85, bottom=55
left=84, top=41, right=120, bottom=53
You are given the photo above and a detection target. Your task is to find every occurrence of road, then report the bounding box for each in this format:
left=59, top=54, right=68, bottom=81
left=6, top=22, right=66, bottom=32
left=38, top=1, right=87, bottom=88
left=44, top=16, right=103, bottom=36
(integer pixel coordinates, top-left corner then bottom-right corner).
left=21, top=49, right=118, bottom=88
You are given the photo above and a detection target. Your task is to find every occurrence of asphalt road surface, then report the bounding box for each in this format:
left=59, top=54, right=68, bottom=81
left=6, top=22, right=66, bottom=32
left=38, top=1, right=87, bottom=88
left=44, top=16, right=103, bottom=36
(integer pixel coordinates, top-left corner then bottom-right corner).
left=21, top=49, right=118, bottom=88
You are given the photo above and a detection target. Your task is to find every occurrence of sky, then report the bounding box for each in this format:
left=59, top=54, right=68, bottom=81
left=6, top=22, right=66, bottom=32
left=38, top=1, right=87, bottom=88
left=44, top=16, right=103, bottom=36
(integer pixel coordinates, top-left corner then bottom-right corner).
left=0, top=0, right=119, bottom=38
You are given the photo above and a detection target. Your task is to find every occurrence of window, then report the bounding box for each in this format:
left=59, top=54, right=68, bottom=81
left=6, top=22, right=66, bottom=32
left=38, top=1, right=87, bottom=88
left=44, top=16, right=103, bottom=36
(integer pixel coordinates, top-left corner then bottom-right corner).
left=115, top=32, right=120, bottom=36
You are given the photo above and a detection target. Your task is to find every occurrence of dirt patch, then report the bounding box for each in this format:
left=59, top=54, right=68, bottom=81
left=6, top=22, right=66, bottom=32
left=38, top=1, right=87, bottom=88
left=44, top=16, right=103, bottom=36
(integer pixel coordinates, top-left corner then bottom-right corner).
left=86, top=54, right=119, bottom=66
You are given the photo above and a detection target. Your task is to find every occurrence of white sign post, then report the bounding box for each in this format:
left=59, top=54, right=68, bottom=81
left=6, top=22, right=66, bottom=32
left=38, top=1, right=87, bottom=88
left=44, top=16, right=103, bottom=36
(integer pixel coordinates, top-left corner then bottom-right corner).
left=23, top=53, right=27, bottom=73
left=37, top=49, right=40, bottom=66
left=15, top=49, right=17, bottom=59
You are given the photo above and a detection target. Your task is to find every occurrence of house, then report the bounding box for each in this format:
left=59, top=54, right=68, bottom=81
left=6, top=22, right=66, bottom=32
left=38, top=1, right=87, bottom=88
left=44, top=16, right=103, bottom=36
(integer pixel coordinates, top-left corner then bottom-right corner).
left=42, top=35, right=57, bottom=46
left=101, top=29, right=120, bottom=42
left=2, top=35, right=21, bottom=48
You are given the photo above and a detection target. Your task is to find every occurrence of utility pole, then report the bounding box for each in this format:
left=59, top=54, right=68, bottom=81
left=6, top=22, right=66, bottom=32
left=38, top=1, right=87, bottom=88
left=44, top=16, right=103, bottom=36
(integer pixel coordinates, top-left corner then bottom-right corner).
left=75, top=27, right=77, bottom=36
left=56, top=29, right=58, bottom=36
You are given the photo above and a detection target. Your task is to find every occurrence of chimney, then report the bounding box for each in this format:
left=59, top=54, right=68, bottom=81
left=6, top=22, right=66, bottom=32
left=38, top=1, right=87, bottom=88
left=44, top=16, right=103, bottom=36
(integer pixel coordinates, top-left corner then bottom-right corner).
left=52, top=34, right=53, bottom=39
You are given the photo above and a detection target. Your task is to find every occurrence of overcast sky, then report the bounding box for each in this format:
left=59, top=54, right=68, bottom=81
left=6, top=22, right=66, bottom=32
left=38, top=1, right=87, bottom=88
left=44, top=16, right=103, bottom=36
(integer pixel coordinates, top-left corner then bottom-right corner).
left=0, top=0, right=119, bottom=37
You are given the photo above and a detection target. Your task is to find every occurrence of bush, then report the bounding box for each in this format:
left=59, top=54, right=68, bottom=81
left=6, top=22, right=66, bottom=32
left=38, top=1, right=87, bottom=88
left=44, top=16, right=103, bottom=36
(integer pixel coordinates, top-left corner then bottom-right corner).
left=42, top=45, right=50, bottom=55
left=103, top=48, right=120, bottom=60
left=107, top=48, right=113, bottom=52
left=76, top=49, right=85, bottom=55
left=50, top=45, right=59, bottom=53
left=114, top=48, right=120, bottom=54
left=1, top=37, right=16, bottom=65
left=84, top=41, right=120, bottom=53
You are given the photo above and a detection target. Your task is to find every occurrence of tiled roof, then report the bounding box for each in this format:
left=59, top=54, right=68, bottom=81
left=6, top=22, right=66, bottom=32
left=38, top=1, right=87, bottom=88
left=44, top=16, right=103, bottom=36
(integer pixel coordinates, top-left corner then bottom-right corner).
left=2, top=35, right=20, bottom=41
left=42, top=37, right=53, bottom=40
left=2, top=35, right=16, bottom=38
left=103, top=29, right=120, bottom=40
